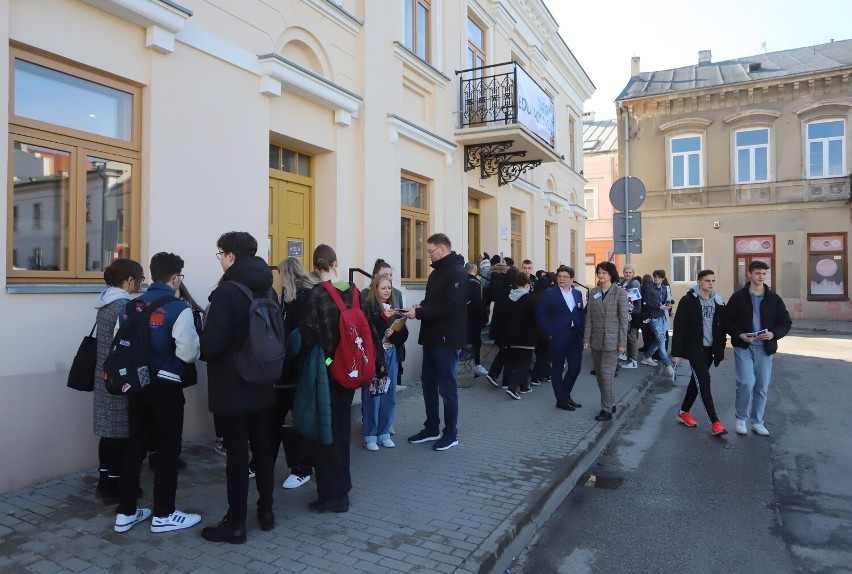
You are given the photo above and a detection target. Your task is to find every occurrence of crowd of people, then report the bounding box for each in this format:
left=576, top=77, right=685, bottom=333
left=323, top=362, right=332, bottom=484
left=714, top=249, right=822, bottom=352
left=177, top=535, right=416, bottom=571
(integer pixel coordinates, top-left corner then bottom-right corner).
left=86, top=231, right=791, bottom=543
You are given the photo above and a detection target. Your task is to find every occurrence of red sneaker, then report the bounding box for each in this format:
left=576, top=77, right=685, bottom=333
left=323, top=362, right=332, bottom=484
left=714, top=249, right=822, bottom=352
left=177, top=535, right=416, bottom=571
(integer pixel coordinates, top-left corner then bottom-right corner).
left=711, top=421, right=728, bottom=436
left=676, top=412, right=698, bottom=427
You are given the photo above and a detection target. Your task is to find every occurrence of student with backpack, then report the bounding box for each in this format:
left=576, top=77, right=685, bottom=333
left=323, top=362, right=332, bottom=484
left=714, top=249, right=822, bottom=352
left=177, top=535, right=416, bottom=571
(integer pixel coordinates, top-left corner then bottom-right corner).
left=200, top=232, right=280, bottom=543
left=112, top=253, right=201, bottom=534
left=299, top=244, right=383, bottom=512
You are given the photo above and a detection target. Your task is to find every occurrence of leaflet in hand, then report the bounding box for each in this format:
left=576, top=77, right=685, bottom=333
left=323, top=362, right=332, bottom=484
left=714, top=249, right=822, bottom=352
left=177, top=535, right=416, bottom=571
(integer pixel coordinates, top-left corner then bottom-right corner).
left=626, top=287, right=642, bottom=301
left=389, top=317, right=407, bottom=332
left=743, top=328, right=768, bottom=338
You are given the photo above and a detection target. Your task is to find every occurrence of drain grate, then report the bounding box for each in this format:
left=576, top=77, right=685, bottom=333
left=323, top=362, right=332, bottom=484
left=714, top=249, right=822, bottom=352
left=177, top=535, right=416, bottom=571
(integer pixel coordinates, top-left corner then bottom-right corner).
left=584, top=474, right=623, bottom=489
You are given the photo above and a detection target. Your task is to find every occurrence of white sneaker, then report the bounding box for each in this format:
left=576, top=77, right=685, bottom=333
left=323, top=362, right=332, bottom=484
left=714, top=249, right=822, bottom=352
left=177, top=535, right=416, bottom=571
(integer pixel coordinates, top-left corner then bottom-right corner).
left=640, top=357, right=658, bottom=366
left=150, top=509, right=201, bottom=533
left=365, top=442, right=379, bottom=451
left=664, top=365, right=675, bottom=377
left=736, top=419, right=748, bottom=435
left=114, top=508, right=152, bottom=532
left=751, top=423, right=770, bottom=436
left=381, top=438, right=395, bottom=448
left=618, top=353, right=627, bottom=361
left=474, top=364, right=489, bottom=376
left=282, top=474, right=311, bottom=489
left=621, top=360, right=638, bottom=369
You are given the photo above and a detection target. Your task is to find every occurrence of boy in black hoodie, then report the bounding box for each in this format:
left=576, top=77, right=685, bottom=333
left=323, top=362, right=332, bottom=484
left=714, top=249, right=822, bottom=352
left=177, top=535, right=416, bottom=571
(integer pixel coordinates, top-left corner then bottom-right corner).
left=502, top=274, right=537, bottom=400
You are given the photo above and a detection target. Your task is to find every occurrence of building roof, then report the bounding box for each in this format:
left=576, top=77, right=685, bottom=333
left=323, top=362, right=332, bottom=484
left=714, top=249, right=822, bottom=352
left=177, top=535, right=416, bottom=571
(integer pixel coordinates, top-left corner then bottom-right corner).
left=617, top=38, right=852, bottom=102
left=582, top=119, right=617, bottom=153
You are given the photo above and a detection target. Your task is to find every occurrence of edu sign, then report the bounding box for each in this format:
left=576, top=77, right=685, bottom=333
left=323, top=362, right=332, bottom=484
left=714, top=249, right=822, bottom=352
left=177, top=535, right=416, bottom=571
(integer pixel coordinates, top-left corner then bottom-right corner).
left=516, top=66, right=555, bottom=147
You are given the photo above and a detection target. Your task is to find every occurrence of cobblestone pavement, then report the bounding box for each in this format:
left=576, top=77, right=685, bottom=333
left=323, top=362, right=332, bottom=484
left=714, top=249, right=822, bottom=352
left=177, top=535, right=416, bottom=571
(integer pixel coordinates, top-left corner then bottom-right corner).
left=0, top=350, right=656, bottom=574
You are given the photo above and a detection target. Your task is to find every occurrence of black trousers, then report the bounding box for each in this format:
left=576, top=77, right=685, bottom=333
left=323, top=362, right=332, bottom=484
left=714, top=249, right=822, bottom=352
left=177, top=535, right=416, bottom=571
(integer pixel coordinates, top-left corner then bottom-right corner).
left=680, top=346, right=720, bottom=423
left=504, top=348, right=534, bottom=393
left=313, top=382, right=355, bottom=503
left=271, top=386, right=312, bottom=477
left=468, top=328, right=483, bottom=365
left=218, top=408, right=275, bottom=524
left=531, top=339, right=550, bottom=380
left=99, top=437, right=127, bottom=477
left=488, top=345, right=508, bottom=380
left=117, top=381, right=184, bottom=518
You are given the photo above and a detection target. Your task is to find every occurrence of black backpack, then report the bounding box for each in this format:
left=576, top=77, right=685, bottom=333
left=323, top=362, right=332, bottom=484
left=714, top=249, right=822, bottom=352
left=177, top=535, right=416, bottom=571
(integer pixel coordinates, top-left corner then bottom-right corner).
left=226, top=281, right=286, bottom=385
left=103, top=295, right=177, bottom=396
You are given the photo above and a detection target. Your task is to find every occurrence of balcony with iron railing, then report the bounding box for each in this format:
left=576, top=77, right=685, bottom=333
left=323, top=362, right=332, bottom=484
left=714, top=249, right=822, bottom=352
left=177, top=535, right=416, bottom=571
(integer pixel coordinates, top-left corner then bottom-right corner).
left=455, top=61, right=563, bottom=185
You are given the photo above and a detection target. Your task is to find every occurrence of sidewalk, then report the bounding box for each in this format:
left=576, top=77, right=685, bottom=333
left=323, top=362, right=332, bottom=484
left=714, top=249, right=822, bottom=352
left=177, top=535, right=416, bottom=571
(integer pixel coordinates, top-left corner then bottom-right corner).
left=789, top=318, right=852, bottom=335
left=0, top=350, right=657, bottom=574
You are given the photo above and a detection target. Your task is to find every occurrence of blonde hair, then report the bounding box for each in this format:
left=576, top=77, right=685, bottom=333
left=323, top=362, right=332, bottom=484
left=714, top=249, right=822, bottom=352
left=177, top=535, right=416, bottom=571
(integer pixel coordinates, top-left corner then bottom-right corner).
left=365, top=274, right=393, bottom=310
left=278, top=257, right=315, bottom=303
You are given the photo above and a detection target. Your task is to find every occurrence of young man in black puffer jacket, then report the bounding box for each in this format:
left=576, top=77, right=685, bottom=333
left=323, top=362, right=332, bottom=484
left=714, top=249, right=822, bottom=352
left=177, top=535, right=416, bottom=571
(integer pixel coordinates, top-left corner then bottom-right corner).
left=201, top=232, right=276, bottom=544
left=402, top=233, right=468, bottom=452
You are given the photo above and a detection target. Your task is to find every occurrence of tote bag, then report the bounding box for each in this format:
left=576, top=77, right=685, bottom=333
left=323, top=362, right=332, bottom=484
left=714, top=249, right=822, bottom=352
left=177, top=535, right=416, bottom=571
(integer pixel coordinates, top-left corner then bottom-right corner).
left=67, top=324, right=97, bottom=392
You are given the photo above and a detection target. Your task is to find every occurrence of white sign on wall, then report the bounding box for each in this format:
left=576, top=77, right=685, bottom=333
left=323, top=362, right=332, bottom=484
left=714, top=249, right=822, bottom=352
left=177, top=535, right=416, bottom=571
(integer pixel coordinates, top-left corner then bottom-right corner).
left=516, top=66, right=555, bottom=147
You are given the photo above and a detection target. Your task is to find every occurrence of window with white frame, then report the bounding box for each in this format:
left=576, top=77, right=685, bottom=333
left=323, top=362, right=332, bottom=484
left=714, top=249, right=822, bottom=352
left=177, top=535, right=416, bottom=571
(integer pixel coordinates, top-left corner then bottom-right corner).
left=671, top=238, right=703, bottom=283
left=584, top=187, right=597, bottom=219
left=670, top=134, right=702, bottom=188
left=735, top=128, right=769, bottom=183
left=807, top=119, right=845, bottom=178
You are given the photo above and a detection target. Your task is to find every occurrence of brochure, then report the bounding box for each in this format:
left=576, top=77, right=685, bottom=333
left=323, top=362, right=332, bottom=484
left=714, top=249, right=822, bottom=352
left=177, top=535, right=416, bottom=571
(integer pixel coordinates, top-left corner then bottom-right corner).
left=743, top=328, right=768, bottom=338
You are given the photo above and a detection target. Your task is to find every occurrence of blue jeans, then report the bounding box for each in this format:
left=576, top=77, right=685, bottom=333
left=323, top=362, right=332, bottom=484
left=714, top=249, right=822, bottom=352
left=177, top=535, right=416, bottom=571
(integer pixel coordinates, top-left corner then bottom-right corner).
left=362, top=347, right=398, bottom=444
left=734, top=345, right=773, bottom=425
left=643, top=317, right=671, bottom=367
left=420, top=345, right=460, bottom=439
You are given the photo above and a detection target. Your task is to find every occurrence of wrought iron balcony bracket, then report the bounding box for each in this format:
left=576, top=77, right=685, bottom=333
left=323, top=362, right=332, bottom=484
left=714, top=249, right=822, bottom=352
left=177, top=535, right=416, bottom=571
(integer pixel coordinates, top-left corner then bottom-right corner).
left=463, top=141, right=514, bottom=172
left=498, top=160, right=542, bottom=186
left=481, top=151, right=527, bottom=179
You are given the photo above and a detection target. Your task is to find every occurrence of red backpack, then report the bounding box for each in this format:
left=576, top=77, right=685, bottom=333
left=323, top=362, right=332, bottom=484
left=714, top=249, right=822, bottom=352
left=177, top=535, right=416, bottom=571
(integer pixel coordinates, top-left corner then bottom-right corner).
left=321, top=282, right=376, bottom=389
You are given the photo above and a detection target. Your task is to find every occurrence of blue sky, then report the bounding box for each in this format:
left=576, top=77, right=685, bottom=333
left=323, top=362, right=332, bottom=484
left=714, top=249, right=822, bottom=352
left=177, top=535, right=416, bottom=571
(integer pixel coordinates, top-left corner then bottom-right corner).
left=542, top=0, right=852, bottom=118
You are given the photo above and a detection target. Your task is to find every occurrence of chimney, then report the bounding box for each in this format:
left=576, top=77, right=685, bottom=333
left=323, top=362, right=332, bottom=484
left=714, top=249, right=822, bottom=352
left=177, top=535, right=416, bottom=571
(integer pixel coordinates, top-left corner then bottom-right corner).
left=698, top=50, right=712, bottom=66
left=631, top=56, right=640, bottom=78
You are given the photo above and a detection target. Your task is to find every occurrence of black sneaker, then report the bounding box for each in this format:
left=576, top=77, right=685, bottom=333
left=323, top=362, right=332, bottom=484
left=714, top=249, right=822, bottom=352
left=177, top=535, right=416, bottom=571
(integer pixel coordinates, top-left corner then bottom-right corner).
left=201, top=517, right=246, bottom=544
left=505, top=388, right=521, bottom=400
left=530, top=379, right=542, bottom=386
left=407, top=429, right=441, bottom=444
left=594, top=410, right=613, bottom=422
left=308, top=496, right=349, bottom=513
left=486, top=375, right=500, bottom=388
left=433, top=436, right=459, bottom=451
left=520, top=387, right=533, bottom=394
left=256, top=508, right=274, bottom=531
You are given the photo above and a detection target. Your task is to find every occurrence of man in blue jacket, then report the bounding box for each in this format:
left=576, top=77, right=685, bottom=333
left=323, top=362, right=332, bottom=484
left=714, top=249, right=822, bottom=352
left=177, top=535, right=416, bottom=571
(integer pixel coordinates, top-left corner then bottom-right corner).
left=536, top=265, right=584, bottom=411
left=114, top=252, right=201, bottom=534
left=725, top=260, right=792, bottom=437
left=403, top=233, right=468, bottom=451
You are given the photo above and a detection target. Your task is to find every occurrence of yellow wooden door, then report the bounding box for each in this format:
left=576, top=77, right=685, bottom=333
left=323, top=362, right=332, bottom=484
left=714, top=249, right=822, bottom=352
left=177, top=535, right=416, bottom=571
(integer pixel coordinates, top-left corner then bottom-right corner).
left=268, top=175, right=312, bottom=270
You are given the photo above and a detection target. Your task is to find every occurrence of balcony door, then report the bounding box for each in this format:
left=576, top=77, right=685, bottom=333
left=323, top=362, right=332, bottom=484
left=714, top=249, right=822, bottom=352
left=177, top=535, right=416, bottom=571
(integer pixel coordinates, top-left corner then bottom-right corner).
left=467, top=17, right=486, bottom=125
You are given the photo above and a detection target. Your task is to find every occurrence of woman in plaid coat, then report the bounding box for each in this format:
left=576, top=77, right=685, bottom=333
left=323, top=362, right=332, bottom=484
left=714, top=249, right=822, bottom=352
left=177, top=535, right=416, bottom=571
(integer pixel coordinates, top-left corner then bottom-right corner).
left=93, top=258, right=144, bottom=500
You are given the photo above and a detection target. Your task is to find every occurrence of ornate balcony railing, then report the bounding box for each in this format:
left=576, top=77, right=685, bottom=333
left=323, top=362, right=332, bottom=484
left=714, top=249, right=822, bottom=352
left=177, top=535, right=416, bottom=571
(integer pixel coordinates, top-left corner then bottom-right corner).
left=457, top=61, right=556, bottom=149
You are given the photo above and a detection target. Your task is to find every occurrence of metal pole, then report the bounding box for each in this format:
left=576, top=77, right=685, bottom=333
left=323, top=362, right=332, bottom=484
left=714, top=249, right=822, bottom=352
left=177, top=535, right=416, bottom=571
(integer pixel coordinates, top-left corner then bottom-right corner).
left=624, top=112, right=631, bottom=265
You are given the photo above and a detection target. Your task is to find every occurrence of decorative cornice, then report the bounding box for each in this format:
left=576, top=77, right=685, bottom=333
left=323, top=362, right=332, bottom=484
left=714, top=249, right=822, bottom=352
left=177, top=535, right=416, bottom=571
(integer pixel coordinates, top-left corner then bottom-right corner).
left=302, top=0, right=363, bottom=36
left=543, top=191, right=570, bottom=208
left=723, top=109, right=782, bottom=124
left=393, top=42, right=452, bottom=86
left=795, top=98, right=852, bottom=115
left=258, top=54, right=362, bottom=126
left=81, top=0, right=191, bottom=53
left=388, top=114, right=456, bottom=166
left=659, top=117, right=713, bottom=132
left=511, top=176, right=540, bottom=196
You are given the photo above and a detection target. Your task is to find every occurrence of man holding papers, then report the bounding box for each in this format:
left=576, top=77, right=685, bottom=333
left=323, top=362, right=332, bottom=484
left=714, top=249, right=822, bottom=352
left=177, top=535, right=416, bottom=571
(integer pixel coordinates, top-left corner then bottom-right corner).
left=725, top=260, right=792, bottom=436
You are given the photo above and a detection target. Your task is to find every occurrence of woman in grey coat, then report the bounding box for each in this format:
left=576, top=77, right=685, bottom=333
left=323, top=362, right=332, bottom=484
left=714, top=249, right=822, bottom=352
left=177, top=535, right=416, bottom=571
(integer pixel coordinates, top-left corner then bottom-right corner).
left=583, top=261, right=629, bottom=422
left=93, top=258, right=144, bottom=500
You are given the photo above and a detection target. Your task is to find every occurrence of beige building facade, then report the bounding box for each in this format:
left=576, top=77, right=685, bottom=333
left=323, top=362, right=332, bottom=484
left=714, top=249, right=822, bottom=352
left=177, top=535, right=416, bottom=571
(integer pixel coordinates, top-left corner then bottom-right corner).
left=1, top=0, right=593, bottom=492
left=582, top=116, right=621, bottom=285
left=616, top=42, right=852, bottom=317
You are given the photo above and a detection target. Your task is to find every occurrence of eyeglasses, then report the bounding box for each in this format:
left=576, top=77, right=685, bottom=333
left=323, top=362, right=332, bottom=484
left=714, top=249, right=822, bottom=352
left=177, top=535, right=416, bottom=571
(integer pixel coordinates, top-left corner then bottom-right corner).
left=176, top=274, right=185, bottom=281
left=135, top=275, right=145, bottom=283
left=216, top=251, right=225, bottom=260
left=426, top=246, right=440, bottom=256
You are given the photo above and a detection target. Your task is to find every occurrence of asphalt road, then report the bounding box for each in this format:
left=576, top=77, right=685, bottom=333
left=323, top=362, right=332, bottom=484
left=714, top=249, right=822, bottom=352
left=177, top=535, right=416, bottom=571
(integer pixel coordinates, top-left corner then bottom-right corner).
left=512, top=333, right=852, bottom=574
